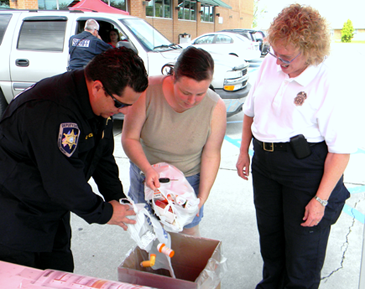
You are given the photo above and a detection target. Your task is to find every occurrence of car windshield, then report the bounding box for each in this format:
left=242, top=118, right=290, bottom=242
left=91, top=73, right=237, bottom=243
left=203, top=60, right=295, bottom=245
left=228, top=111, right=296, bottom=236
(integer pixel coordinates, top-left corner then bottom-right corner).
left=120, top=18, right=173, bottom=52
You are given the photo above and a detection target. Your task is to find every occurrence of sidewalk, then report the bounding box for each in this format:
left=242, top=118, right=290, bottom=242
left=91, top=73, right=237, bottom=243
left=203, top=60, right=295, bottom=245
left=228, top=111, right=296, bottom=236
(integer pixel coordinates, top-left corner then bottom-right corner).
left=71, top=130, right=364, bottom=289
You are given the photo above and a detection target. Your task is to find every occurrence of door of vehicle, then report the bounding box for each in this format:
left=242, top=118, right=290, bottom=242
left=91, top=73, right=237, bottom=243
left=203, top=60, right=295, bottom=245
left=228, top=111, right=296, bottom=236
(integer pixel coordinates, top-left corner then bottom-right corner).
left=73, top=16, right=149, bottom=73
left=0, top=12, right=17, bottom=104
left=9, top=15, right=69, bottom=97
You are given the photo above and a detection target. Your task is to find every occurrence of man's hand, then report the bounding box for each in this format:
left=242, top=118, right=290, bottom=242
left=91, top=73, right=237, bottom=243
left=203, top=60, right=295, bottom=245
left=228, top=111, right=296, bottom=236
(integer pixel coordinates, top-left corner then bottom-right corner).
left=107, top=200, right=136, bottom=230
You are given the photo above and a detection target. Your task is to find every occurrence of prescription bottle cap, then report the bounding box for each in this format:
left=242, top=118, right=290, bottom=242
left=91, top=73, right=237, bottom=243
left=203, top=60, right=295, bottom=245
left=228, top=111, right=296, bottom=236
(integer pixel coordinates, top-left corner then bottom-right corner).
left=157, top=243, right=174, bottom=258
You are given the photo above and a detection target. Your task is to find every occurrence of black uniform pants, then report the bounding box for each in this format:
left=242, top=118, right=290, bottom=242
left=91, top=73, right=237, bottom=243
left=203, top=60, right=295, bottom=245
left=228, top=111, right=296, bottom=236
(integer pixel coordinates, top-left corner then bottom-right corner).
left=251, top=139, right=349, bottom=289
left=0, top=213, right=74, bottom=272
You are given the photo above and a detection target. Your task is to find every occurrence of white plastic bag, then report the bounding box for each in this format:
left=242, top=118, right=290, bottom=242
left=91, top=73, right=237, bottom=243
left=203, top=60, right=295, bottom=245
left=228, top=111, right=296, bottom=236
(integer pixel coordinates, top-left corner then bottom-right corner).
left=144, top=162, right=200, bottom=232
left=121, top=198, right=175, bottom=277
left=121, top=200, right=155, bottom=252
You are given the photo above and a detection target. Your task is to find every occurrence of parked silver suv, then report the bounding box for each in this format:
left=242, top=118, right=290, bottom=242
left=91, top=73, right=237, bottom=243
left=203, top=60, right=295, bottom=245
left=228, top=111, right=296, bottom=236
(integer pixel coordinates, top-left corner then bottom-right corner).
left=0, top=9, right=251, bottom=118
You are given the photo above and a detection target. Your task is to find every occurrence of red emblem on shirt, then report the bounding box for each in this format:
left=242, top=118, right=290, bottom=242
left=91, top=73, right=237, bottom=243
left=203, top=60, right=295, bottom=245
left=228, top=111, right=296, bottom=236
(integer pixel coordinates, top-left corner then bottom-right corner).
left=294, top=91, right=307, bottom=106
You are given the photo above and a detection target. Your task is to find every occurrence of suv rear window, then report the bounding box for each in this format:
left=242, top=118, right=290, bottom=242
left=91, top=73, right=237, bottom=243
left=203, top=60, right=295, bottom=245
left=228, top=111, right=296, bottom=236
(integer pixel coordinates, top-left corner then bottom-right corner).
left=0, top=14, right=12, bottom=46
left=18, top=20, right=66, bottom=51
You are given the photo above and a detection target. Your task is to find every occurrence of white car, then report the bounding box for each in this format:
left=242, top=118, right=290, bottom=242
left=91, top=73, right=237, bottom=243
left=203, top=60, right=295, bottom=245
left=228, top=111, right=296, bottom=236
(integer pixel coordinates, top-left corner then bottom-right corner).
left=183, top=31, right=261, bottom=61
left=0, top=10, right=251, bottom=119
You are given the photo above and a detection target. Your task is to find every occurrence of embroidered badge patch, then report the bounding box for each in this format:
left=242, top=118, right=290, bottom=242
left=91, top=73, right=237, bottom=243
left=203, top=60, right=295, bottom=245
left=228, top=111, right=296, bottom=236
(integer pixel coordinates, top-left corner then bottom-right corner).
left=58, top=123, right=80, bottom=157
left=294, top=91, right=307, bottom=106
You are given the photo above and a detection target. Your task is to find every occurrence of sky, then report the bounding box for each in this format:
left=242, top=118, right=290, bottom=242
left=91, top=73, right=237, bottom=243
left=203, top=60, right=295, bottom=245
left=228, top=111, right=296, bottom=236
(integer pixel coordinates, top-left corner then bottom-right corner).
left=255, top=0, right=365, bottom=30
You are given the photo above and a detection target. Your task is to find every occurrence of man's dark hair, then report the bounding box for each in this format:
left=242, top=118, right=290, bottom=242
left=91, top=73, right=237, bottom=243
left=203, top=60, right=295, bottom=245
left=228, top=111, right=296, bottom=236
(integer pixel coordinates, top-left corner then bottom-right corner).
left=85, top=47, right=148, bottom=96
left=173, top=46, right=214, bottom=82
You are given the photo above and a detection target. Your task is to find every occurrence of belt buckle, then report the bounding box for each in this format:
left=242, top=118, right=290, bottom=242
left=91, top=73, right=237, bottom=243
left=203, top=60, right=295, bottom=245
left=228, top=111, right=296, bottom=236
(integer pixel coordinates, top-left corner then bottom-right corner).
left=263, top=142, right=274, bottom=152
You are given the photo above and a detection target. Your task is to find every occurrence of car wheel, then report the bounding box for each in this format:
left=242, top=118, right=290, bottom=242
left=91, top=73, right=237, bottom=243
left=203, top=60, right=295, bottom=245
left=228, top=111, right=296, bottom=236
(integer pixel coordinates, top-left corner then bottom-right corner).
left=161, top=63, right=174, bottom=75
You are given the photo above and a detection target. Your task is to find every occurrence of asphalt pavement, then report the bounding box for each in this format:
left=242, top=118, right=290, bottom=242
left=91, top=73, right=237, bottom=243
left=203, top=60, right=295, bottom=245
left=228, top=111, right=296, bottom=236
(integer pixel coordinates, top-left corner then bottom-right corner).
left=70, top=43, right=365, bottom=289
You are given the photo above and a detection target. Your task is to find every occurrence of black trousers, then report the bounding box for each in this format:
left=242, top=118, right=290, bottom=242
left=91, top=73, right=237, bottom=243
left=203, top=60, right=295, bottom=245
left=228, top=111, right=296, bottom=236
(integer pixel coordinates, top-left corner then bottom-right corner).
left=0, top=213, right=74, bottom=272
left=252, top=139, right=349, bottom=289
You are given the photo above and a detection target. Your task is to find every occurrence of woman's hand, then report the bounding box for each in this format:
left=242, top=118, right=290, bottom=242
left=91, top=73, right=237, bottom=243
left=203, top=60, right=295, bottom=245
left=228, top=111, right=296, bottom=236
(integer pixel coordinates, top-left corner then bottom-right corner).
left=236, top=152, right=251, bottom=180
left=301, top=153, right=350, bottom=227
left=301, top=198, right=325, bottom=227
left=144, top=167, right=161, bottom=191
left=236, top=115, right=253, bottom=181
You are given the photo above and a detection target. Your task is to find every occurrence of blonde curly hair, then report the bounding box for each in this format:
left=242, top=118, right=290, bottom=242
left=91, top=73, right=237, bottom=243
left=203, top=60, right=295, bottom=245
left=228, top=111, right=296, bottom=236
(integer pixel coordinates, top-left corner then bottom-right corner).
left=267, top=4, right=330, bottom=65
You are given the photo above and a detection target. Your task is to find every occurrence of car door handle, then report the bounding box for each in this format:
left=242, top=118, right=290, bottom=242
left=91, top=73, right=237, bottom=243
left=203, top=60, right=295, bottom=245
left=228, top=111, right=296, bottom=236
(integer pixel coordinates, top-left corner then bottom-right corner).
left=16, top=59, right=29, bottom=67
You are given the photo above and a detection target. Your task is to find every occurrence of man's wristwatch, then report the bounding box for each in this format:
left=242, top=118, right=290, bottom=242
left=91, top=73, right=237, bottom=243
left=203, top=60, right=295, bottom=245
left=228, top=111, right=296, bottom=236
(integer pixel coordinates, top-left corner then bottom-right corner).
left=314, top=196, right=328, bottom=207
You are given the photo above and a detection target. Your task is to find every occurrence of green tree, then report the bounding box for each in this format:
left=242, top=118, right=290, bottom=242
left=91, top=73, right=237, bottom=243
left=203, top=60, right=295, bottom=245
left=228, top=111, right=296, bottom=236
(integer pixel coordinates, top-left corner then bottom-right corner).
left=252, top=0, right=267, bottom=28
left=0, top=0, right=10, bottom=8
left=341, top=19, right=354, bottom=43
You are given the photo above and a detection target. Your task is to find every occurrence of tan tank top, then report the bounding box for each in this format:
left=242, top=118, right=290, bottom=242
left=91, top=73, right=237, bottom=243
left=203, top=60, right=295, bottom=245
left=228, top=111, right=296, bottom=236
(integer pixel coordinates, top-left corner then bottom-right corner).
left=140, top=75, right=220, bottom=176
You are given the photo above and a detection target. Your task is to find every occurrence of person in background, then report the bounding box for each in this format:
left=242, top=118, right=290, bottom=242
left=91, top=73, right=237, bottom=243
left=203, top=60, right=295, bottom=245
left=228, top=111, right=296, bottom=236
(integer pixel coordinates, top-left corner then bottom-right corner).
left=108, top=28, right=120, bottom=48
left=68, top=19, right=112, bottom=71
left=0, top=47, right=148, bottom=272
left=122, top=46, right=226, bottom=237
left=236, top=4, right=356, bottom=289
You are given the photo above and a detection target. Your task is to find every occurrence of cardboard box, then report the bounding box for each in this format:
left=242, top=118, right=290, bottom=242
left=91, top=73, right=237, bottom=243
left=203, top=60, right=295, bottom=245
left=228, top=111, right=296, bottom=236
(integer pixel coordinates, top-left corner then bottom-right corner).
left=118, top=232, right=226, bottom=289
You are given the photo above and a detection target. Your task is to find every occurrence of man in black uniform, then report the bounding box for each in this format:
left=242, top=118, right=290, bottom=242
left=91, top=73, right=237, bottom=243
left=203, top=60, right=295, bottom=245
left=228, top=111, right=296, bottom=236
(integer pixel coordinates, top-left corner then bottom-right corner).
left=68, top=19, right=112, bottom=71
left=0, top=47, right=148, bottom=272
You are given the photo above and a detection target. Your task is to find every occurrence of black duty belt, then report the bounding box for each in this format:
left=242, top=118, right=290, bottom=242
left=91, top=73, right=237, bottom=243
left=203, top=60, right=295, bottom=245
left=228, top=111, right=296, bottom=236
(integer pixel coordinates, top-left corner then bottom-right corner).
left=253, top=138, right=319, bottom=152
left=254, top=138, right=288, bottom=152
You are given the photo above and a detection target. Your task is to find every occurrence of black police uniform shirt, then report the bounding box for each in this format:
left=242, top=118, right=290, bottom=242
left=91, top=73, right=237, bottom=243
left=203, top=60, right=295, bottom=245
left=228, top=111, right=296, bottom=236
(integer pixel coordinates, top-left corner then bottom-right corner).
left=0, top=70, right=126, bottom=252
left=68, top=31, right=112, bottom=70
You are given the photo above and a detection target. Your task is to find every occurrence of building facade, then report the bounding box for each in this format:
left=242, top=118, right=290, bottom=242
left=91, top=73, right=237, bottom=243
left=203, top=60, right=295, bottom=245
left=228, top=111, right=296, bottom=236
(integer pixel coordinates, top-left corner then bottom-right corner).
left=6, top=0, right=254, bottom=43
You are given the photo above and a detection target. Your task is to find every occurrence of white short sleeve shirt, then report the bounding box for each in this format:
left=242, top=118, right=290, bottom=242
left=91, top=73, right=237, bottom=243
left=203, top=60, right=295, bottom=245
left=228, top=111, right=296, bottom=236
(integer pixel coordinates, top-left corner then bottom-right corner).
left=243, top=55, right=356, bottom=153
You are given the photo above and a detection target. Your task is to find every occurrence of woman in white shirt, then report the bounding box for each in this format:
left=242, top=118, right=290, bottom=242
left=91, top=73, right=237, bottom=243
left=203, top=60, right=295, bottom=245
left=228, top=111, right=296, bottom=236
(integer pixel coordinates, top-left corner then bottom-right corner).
left=236, top=4, right=356, bottom=289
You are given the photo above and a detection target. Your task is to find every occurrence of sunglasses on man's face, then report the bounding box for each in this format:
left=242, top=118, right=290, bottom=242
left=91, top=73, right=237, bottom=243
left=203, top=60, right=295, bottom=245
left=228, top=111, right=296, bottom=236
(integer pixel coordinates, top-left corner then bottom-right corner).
left=103, top=87, right=132, bottom=109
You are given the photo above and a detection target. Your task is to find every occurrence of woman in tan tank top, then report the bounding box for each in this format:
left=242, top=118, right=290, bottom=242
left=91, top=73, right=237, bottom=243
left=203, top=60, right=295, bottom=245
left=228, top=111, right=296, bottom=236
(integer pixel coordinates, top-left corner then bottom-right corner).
left=122, top=47, right=227, bottom=236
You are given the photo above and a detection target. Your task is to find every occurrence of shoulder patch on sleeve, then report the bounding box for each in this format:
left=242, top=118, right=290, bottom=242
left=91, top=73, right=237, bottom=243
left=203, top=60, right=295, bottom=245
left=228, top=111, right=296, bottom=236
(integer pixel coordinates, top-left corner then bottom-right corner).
left=58, top=123, right=80, bottom=157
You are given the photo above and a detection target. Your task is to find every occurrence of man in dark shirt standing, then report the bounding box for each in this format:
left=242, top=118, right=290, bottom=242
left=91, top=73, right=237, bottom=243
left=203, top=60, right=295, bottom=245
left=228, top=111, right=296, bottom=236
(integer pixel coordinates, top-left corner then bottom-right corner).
left=68, top=19, right=112, bottom=70
left=0, top=47, right=148, bottom=272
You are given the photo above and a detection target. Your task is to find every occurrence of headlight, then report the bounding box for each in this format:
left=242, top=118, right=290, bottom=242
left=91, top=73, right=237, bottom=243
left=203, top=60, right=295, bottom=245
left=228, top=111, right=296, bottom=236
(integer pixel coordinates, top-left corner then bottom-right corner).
left=225, top=70, right=244, bottom=79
